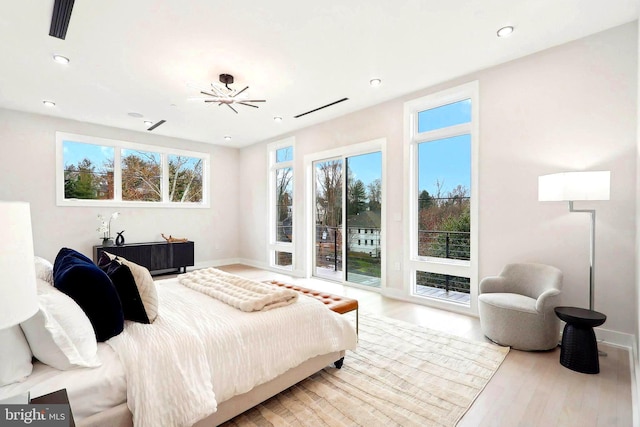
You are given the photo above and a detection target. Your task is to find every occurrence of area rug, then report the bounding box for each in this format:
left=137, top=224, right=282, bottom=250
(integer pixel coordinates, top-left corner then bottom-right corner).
left=222, top=312, right=509, bottom=427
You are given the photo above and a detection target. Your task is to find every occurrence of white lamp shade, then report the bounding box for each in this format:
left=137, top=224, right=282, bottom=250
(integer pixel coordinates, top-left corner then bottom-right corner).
left=538, top=171, right=610, bottom=202
left=0, top=201, right=38, bottom=328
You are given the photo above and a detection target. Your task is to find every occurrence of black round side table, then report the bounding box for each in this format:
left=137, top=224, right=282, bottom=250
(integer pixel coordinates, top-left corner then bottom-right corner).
left=554, top=306, right=606, bottom=374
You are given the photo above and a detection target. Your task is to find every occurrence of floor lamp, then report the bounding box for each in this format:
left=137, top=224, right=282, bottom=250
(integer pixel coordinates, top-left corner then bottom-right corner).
left=538, top=171, right=610, bottom=311
left=0, top=201, right=38, bottom=329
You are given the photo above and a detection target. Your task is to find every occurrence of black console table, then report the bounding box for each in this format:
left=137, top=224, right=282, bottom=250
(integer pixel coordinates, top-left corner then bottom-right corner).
left=93, top=241, right=194, bottom=276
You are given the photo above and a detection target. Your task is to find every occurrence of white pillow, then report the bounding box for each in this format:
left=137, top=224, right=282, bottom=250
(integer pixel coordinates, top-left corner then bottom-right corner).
left=34, top=256, right=54, bottom=284
left=21, top=280, right=101, bottom=370
left=0, top=326, right=33, bottom=386
left=110, top=254, right=159, bottom=323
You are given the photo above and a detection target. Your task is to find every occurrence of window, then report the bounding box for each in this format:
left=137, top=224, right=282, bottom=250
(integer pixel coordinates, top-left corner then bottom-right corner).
left=57, top=132, right=209, bottom=207
left=269, top=139, right=295, bottom=271
left=168, top=155, right=204, bottom=203
left=405, top=82, right=478, bottom=311
left=308, top=140, right=384, bottom=288
left=121, top=149, right=161, bottom=202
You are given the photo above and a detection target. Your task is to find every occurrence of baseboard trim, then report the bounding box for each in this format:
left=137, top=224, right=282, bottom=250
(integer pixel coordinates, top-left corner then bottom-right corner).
left=631, top=336, right=639, bottom=427
left=237, top=258, right=306, bottom=278
left=191, top=258, right=242, bottom=270
left=594, top=326, right=635, bottom=349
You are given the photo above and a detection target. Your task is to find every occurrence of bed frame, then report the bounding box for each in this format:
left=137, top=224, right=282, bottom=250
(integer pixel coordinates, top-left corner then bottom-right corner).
left=77, top=350, right=345, bottom=427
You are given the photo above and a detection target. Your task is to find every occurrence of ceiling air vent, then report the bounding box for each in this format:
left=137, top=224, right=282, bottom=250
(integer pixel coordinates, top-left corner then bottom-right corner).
left=49, top=0, right=75, bottom=39
left=294, top=98, right=348, bottom=118
left=147, top=120, right=166, bottom=131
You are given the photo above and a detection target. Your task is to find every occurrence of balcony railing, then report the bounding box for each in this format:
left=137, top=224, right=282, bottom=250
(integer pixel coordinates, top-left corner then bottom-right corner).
left=418, top=230, right=470, bottom=261
left=315, top=225, right=381, bottom=286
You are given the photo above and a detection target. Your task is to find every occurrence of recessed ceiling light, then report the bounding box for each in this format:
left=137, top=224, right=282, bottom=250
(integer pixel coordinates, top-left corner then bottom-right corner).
left=273, top=116, right=283, bottom=122
left=224, top=136, right=232, bottom=141
left=42, top=100, right=56, bottom=107
left=128, top=112, right=144, bottom=118
left=144, top=121, right=153, bottom=127
left=53, top=54, right=70, bottom=64
left=369, top=78, right=382, bottom=87
left=497, top=26, right=514, bottom=38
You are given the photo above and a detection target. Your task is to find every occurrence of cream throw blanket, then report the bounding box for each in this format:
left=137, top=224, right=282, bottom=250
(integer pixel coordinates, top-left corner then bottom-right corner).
left=178, top=267, right=298, bottom=311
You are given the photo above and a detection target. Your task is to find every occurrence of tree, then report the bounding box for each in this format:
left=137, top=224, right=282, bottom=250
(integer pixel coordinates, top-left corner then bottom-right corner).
left=347, top=179, right=367, bottom=216
left=169, top=157, right=203, bottom=202
left=367, top=179, right=381, bottom=212
left=121, top=151, right=161, bottom=201
left=417, top=182, right=470, bottom=259
left=315, top=160, right=342, bottom=227
left=418, top=189, right=434, bottom=210
left=276, top=167, right=293, bottom=242
left=64, top=158, right=100, bottom=199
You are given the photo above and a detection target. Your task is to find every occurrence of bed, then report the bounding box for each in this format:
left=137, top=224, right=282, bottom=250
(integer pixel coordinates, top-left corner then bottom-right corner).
left=0, top=254, right=357, bottom=427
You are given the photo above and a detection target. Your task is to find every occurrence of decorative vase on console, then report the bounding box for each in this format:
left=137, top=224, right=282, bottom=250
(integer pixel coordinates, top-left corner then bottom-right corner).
left=97, top=212, right=120, bottom=247
left=115, top=231, right=125, bottom=246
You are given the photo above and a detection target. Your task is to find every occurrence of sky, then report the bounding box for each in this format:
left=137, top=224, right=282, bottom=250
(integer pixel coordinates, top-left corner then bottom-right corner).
left=63, top=140, right=113, bottom=170
left=347, top=151, right=382, bottom=186
left=342, top=99, right=471, bottom=195
left=419, top=135, right=470, bottom=195
left=417, top=99, right=471, bottom=195
left=64, top=140, right=202, bottom=170
left=67, top=96, right=470, bottom=193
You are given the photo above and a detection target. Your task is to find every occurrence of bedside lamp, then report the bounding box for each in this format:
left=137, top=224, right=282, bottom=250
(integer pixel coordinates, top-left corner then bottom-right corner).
left=538, top=171, right=610, bottom=311
left=0, top=201, right=38, bottom=329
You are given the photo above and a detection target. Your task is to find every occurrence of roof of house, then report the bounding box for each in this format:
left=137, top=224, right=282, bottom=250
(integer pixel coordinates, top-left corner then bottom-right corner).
left=347, top=210, right=381, bottom=229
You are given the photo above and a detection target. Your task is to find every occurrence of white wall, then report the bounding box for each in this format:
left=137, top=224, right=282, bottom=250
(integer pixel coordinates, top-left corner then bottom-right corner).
left=0, top=109, right=240, bottom=266
left=239, top=22, right=638, bottom=336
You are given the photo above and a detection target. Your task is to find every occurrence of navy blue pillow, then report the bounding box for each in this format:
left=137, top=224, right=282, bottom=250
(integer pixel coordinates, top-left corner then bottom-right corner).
left=53, top=248, right=124, bottom=342
left=97, top=253, right=150, bottom=324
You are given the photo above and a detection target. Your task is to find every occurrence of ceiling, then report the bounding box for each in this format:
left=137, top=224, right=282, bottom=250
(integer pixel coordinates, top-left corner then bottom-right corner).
left=0, top=1, right=637, bottom=148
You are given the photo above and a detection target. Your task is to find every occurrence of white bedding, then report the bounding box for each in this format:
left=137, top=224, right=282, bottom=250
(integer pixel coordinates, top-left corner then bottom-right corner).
left=0, top=344, right=126, bottom=420
left=179, top=268, right=299, bottom=311
left=107, top=278, right=357, bottom=427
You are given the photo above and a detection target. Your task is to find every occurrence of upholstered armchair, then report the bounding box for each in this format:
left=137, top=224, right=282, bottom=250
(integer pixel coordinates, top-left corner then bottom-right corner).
left=478, top=263, right=563, bottom=351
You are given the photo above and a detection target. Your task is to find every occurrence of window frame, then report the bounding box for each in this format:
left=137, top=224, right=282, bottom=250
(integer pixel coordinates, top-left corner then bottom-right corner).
left=268, top=137, right=295, bottom=272
left=56, top=132, right=210, bottom=208
left=304, top=138, right=386, bottom=289
left=403, top=81, right=479, bottom=315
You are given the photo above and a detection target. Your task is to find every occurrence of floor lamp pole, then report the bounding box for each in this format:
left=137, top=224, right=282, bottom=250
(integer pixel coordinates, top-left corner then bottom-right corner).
left=568, top=201, right=595, bottom=311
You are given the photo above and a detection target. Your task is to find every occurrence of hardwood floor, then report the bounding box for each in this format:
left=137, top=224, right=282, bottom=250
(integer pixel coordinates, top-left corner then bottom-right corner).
left=216, top=264, right=634, bottom=427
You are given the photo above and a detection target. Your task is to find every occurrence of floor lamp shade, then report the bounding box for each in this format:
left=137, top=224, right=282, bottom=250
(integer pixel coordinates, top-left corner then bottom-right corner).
left=538, top=171, right=610, bottom=202
left=0, top=201, right=38, bottom=329
left=537, top=171, right=610, bottom=312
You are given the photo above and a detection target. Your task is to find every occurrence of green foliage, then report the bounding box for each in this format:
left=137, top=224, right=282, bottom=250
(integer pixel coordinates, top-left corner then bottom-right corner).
left=346, top=253, right=381, bottom=277
left=347, top=179, right=367, bottom=216
left=64, top=158, right=111, bottom=199
left=417, top=185, right=470, bottom=260
left=419, top=190, right=435, bottom=210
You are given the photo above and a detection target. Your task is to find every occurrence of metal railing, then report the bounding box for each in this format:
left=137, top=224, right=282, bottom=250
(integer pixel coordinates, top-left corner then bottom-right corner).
left=416, top=271, right=470, bottom=294
left=418, top=230, right=470, bottom=260
left=315, top=226, right=381, bottom=278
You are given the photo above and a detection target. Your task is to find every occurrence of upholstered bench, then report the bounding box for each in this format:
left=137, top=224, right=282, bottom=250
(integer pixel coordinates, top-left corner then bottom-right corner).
left=264, top=280, right=359, bottom=333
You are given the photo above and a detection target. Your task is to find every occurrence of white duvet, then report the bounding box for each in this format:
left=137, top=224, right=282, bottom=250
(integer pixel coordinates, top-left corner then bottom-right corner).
left=107, top=278, right=357, bottom=427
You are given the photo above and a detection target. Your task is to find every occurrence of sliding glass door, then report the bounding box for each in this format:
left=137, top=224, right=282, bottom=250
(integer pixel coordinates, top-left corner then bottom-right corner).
left=313, top=151, right=381, bottom=287
left=313, top=158, right=343, bottom=281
